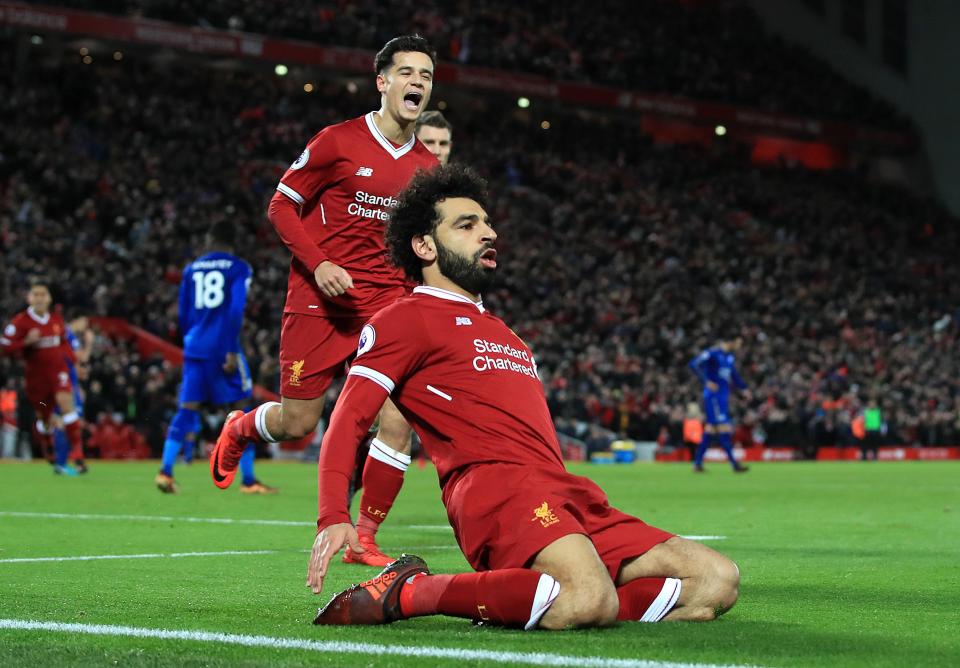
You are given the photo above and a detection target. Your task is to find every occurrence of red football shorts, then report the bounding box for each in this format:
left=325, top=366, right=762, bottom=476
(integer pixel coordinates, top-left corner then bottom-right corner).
left=443, top=463, right=674, bottom=579
left=25, top=367, right=72, bottom=420
left=278, top=312, right=367, bottom=399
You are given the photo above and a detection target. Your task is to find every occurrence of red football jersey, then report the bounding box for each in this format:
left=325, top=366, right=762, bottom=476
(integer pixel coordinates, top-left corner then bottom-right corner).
left=317, top=286, right=564, bottom=527
left=0, top=307, right=73, bottom=381
left=275, top=112, right=438, bottom=318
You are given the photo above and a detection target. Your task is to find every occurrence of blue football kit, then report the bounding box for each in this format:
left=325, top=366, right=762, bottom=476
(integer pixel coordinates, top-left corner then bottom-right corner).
left=688, top=347, right=748, bottom=470
left=160, top=251, right=259, bottom=487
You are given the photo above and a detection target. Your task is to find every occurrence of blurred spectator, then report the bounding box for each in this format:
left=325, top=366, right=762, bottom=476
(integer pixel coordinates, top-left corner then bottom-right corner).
left=35, top=0, right=911, bottom=130
left=0, top=37, right=955, bottom=460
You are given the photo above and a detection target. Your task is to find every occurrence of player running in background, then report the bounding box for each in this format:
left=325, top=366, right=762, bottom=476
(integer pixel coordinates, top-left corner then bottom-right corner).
left=210, top=35, right=438, bottom=566
left=688, top=338, right=750, bottom=473
left=51, top=315, right=94, bottom=475
left=307, top=165, right=740, bottom=629
left=156, top=221, right=275, bottom=494
left=415, top=111, right=452, bottom=165
left=0, top=282, right=87, bottom=474
left=345, top=110, right=455, bottom=558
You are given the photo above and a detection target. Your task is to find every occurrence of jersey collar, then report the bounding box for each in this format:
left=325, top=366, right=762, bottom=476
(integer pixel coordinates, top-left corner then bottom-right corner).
left=413, top=286, right=485, bottom=313
left=365, top=112, right=416, bottom=160
left=27, top=307, right=50, bottom=325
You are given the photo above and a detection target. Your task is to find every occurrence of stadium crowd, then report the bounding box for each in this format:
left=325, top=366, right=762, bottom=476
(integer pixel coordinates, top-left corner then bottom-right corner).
left=1, top=39, right=957, bottom=460
left=34, top=0, right=909, bottom=131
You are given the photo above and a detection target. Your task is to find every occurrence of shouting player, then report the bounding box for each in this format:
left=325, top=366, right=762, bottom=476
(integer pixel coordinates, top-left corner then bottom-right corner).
left=688, top=338, right=750, bottom=473
left=0, top=282, right=87, bottom=474
left=308, top=165, right=740, bottom=629
left=211, top=36, right=438, bottom=565
left=415, top=111, right=453, bottom=165
left=346, top=111, right=456, bottom=556
left=156, top=221, right=275, bottom=494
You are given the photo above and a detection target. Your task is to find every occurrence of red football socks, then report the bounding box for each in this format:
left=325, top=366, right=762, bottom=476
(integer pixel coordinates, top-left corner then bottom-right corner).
left=616, top=577, right=681, bottom=622
left=64, top=420, right=84, bottom=461
left=234, top=407, right=265, bottom=443
left=356, top=439, right=409, bottom=538
left=399, top=569, right=553, bottom=628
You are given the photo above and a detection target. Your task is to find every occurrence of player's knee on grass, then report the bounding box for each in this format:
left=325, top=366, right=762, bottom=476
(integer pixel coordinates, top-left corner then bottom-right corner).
left=533, top=534, right=619, bottom=629
left=539, top=579, right=619, bottom=629
left=679, top=552, right=740, bottom=621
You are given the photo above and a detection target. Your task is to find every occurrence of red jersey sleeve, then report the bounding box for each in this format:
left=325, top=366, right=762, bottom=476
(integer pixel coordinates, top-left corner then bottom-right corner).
left=316, top=303, right=429, bottom=528
left=271, top=128, right=342, bottom=273
left=267, top=192, right=326, bottom=273
left=0, top=316, right=27, bottom=355
left=275, top=128, right=339, bottom=208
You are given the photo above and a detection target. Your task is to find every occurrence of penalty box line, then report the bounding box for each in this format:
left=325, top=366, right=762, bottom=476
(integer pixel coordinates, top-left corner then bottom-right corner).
left=0, top=618, right=761, bottom=668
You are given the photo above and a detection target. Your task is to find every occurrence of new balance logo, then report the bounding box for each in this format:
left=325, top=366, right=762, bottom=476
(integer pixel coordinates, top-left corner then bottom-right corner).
left=455, top=317, right=473, bottom=326
left=355, top=166, right=374, bottom=177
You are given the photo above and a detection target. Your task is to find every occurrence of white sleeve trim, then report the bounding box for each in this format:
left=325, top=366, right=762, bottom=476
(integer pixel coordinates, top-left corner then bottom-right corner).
left=348, top=365, right=395, bottom=394
left=276, top=182, right=305, bottom=205
left=640, top=577, right=682, bottom=622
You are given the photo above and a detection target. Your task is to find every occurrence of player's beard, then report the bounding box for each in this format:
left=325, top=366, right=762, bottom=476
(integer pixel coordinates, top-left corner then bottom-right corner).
left=435, top=240, right=496, bottom=296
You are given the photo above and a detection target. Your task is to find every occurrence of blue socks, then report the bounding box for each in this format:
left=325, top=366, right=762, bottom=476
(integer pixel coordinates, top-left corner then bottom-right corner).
left=161, top=408, right=201, bottom=476
left=695, top=431, right=739, bottom=469
left=717, top=432, right=739, bottom=469
left=238, top=404, right=258, bottom=486
left=52, top=428, right=71, bottom=467
left=240, top=444, right=256, bottom=486
left=694, top=434, right=711, bottom=467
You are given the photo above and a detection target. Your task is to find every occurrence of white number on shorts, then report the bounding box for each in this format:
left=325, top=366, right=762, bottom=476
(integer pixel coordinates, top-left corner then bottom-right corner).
left=192, top=271, right=225, bottom=309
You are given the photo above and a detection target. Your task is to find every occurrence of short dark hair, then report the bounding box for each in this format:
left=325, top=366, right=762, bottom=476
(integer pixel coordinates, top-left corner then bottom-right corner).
left=207, top=220, right=234, bottom=247
left=416, top=110, right=452, bottom=133
left=386, top=164, right=489, bottom=282
left=374, top=35, right=436, bottom=75
left=28, top=278, right=49, bottom=290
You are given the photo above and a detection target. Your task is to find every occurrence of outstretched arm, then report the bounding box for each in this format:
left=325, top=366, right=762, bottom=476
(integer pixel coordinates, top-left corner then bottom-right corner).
left=307, top=375, right=391, bottom=594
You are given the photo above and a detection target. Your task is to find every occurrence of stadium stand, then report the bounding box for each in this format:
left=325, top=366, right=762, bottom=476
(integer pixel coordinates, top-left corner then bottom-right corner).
left=0, top=27, right=955, bottom=459
left=31, top=0, right=911, bottom=131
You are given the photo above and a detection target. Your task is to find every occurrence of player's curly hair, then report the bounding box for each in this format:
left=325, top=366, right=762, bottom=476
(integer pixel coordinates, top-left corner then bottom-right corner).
left=374, top=35, right=437, bottom=74
left=386, top=163, right=489, bottom=283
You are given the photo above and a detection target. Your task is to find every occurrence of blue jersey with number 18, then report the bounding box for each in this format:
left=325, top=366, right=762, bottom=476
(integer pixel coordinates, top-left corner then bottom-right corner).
left=178, top=251, right=252, bottom=361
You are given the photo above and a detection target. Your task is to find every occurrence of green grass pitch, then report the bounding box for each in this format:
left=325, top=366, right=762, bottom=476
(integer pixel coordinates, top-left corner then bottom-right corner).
left=0, top=459, right=957, bottom=667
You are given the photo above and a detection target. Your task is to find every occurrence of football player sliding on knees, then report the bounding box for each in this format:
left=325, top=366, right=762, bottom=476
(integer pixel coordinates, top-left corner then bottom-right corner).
left=209, top=35, right=439, bottom=566
left=308, top=164, right=741, bottom=630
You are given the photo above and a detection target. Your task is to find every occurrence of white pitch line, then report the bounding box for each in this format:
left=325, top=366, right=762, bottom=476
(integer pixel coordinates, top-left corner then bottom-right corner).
left=679, top=536, right=727, bottom=541
left=0, top=619, right=762, bottom=668
left=0, top=511, right=313, bottom=527
left=0, top=550, right=276, bottom=564
left=0, top=513, right=725, bottom=541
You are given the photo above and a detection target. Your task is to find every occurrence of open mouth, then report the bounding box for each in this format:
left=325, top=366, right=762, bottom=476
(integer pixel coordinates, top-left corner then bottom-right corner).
left=479, top=248, right=497, bottom=269
left=403, top=91, right=423, bottom=111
